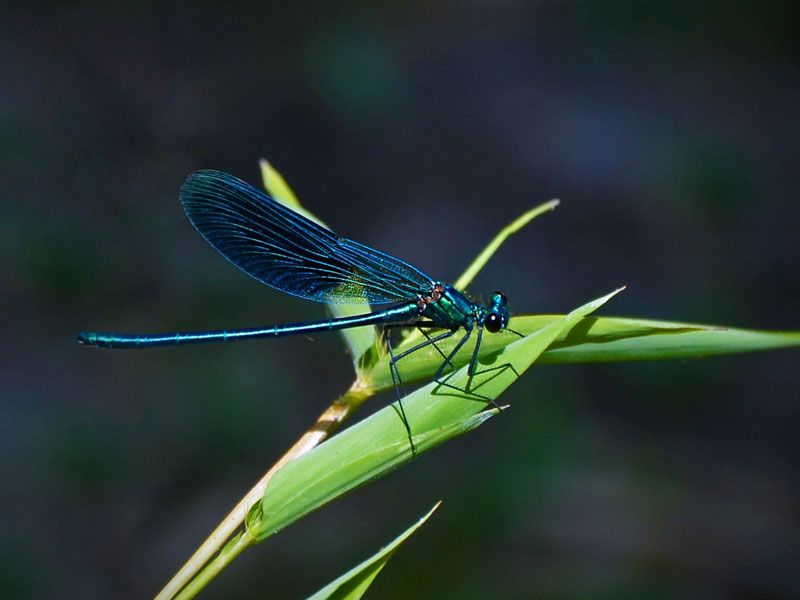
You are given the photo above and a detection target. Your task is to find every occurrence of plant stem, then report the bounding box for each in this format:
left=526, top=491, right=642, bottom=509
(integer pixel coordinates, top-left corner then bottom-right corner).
left=174, top=531, right=252, bottom=600
left=155, top=380, right=373, bottom=600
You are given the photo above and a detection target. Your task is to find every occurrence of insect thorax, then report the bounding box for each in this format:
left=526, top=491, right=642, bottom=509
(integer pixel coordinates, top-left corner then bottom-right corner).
left=417, top=283, right=475, bottom=329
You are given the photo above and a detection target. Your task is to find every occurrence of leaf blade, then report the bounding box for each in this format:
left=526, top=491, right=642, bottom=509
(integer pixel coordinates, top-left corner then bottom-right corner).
left=248, top=290, right=621, bottom=542
left=306, top=503, right=441, bottom=600
left=365, top=314, right=800, bottom=390
left=453, top=200, right=559, bottom=291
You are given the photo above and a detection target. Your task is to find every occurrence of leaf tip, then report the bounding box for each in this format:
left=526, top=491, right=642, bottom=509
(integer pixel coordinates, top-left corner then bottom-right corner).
left=598, top=286, right=626, bottom=304
left=595, top=286, right=626, bottom=304
left=469, top=408, right=503, bottom=427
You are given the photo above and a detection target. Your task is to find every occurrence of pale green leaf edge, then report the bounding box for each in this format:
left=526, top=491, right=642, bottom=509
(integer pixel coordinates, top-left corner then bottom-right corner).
left=453, top=199, right=559, bottom=291
left=306, top=502, right=442, bottom=600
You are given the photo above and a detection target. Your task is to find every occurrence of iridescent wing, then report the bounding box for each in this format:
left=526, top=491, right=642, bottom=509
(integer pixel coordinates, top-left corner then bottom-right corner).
left=180, top=170, right=435, bottom=305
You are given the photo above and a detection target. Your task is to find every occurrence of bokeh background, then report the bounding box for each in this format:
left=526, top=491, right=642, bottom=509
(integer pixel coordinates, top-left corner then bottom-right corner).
left=3, top=2, right=799, bottom=599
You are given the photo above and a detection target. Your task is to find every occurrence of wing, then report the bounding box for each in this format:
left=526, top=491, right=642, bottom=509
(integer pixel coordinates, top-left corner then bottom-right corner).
left=179, top=170, right=435, bottom=305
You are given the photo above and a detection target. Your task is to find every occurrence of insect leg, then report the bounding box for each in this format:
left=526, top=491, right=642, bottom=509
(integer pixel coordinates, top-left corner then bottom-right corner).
left=384, top=324, right=455, bottom=454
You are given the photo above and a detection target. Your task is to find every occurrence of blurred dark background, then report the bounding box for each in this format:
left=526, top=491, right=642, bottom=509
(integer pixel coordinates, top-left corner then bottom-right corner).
left=3, top=2, right=799, bottom=598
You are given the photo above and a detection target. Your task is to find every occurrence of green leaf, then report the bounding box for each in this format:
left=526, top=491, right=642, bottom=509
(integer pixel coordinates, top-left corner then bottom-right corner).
left=306, top=503, right=441, bottom=600
left=259, top=159, right=302, bottom=216
left=328, top=303, right=382, bottom=371
left=453, top=199, right=559, bottom=291
left=401, top=200, right=560, bottom=350
left=532, top=315, right=800, bottom=363
left=247, top=289, right=621, bottom=542
left=364, top=313, right=800, bottom=391
left=258, top=159, right=379, bottom=368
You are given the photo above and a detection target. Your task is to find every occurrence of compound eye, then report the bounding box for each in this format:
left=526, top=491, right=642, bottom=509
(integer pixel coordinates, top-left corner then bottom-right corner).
left=485, top=313, right=502, bottom=333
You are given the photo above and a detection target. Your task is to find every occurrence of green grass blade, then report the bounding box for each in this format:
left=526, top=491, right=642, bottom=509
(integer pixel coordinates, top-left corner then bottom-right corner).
left=260, top=159, right=309, bottom=220
left=258, top=159, right=379, bottom=368
left=365, top=314, right=800, bottom=390
left=247, top=289, right=622, bottom=542
left=327, top=303, right=382, bottom=370
left=453, top=199, right=559, bottom=291
left=306, top=503, right=441, bottom=600
left=401, top=201, right=560, bottom=350
left=531, top=315, right=800, bottom=363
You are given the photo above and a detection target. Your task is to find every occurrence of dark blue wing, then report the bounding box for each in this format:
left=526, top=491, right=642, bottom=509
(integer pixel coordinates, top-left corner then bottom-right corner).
left=179, top=170, right=435, bottom=305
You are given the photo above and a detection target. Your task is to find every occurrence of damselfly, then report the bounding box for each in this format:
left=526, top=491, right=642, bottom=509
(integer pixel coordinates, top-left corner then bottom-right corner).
left=78, top=171, right=521, bottom=450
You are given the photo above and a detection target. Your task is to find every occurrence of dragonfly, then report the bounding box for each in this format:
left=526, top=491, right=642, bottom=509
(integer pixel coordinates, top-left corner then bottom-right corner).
left=78, top=170, right=521, bottom=451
